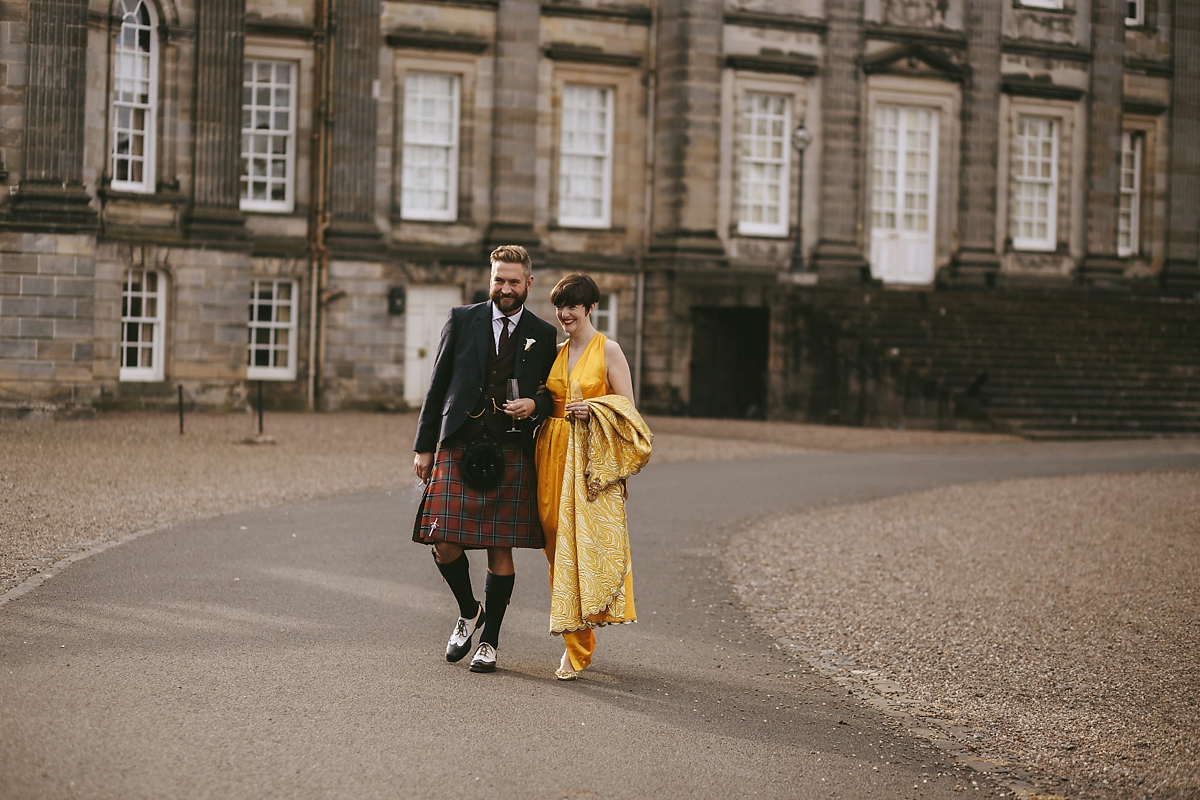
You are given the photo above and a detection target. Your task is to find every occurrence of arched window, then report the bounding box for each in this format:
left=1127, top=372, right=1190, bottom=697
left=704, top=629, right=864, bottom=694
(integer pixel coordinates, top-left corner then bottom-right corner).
left=111, top=0, right=157, bottom=193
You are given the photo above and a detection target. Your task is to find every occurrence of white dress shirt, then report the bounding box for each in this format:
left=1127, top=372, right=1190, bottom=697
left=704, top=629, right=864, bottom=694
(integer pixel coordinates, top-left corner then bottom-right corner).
left=491, top=303, right=524, bottom=351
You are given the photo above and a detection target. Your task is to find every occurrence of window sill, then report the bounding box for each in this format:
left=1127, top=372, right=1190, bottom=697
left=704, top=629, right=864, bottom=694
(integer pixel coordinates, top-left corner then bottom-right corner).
left=548, top=222, right=623, bottom=233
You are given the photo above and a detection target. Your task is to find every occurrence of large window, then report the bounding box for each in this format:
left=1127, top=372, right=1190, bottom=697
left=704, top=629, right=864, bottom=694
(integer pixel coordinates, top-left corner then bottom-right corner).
left=1118, top=132, right=1143, bottom=257
left=111, top=0, right=157, bottom=193
left=1012, top=116, right=1058, bottom=252
left=592, top=292, right=617, bottom=338
left=241, top=60, right=297, bottom=212
left=247, top=280, right=298, bottom=380
left=120, top=270, right=165, bottom=382
left=737, top=91, right=791, bottom=237
left=558, top=84, right=614, bottom=229
left=1125, top=0, right=1144, bottom=25
left=401, top=72, right=460, bottom=221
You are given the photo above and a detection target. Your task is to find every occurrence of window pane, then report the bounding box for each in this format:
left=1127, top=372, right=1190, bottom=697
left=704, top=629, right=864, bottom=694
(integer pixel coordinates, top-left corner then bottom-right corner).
left=736, top=91, right=790, bottom=235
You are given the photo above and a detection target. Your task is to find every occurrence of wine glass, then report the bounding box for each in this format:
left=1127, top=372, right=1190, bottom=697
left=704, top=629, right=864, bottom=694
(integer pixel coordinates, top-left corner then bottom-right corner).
left=506, top=379, right=521, bottom=433
left=568, top=380, right=583, bottom=423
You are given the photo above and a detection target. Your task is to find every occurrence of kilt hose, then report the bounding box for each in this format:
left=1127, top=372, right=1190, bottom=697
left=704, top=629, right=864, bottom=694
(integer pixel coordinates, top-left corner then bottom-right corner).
left=414, top=441, right=545, bottom=549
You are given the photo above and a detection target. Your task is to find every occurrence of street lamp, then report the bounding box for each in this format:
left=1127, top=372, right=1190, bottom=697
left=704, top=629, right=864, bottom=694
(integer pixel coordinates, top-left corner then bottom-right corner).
left=789, top=123, right=813, bottom=273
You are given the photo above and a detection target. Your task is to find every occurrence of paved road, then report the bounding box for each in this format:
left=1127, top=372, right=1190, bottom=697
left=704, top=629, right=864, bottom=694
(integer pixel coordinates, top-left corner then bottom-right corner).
left=2, top=446, right=1197, bottom=799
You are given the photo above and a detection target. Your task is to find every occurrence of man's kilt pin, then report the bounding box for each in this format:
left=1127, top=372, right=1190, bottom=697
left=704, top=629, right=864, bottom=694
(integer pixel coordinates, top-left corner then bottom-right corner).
left=414, top=441, right=544, bottom=550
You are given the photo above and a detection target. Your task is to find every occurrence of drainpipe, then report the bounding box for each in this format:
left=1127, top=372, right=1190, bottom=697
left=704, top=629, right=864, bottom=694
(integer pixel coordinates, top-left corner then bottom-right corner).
left=635, top=0, right=658, bottom=406
left=308, top=0, right=335, bottom=410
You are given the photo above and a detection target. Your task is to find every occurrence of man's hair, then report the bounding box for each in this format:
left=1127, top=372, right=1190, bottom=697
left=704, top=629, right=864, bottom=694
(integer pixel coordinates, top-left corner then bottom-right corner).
left=489, top=245, right=532, bottom=277
left=550, top=272, right=600, bottom=309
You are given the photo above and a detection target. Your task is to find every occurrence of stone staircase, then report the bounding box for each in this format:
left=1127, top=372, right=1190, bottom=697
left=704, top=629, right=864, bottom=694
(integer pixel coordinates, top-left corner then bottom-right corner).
left=799, top=288, right=1200, bottom=439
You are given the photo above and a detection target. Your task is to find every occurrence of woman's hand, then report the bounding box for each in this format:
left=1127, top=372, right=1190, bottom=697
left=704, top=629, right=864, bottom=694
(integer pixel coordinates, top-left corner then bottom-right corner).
left=565, top=401, right=589, bottom=421
left=503, top=397, right=537, bottom=420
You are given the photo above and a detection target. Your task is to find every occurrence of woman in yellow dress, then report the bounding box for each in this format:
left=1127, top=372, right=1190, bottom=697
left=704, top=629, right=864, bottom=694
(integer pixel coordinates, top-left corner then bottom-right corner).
left=536, top=273, right=651, bottom=680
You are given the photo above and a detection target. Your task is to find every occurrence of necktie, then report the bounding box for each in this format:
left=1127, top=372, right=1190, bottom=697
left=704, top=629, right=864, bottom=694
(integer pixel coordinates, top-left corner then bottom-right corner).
left=497, top=316, right=511, bottom=353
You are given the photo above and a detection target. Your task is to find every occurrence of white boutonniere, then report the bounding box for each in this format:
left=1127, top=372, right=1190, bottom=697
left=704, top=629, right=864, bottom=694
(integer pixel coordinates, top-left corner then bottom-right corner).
left=524, top=338, right=535, bottom=351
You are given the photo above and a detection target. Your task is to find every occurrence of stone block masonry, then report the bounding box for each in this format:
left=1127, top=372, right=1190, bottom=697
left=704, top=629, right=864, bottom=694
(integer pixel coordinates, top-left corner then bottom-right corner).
left=0, top=233, right=94, bottom=411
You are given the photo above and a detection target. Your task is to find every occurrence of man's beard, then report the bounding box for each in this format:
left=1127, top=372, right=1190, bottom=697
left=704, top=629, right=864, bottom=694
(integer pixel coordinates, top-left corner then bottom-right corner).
left=491, top=285, right=527, bottom=313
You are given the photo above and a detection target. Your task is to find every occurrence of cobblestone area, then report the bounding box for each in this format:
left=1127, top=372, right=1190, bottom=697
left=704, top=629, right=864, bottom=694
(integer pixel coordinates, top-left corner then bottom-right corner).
left=729, top=472, right=1200, bottom=799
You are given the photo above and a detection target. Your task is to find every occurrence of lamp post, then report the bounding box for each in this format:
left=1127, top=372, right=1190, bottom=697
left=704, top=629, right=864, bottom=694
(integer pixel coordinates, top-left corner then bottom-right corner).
left=789, top=123, right=813, bottom=273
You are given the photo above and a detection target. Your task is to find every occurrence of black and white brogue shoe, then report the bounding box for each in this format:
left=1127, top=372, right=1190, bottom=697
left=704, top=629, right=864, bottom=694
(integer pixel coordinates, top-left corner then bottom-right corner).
left=469, top=642, right=497, bottom=673
left=446, top=603, right=485, bottom=663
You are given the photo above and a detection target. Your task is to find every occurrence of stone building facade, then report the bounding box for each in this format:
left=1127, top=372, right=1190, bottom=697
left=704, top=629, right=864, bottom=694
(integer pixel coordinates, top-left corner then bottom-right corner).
left=0, top=0, right=1197, bottom=418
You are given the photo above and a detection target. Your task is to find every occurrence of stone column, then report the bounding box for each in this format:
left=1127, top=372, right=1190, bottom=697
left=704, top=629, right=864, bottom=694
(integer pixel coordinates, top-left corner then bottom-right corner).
left=1078, top=0, right=1127, bottom=284
left=486, top=0, right=541, bottom=247
left=189, top=0, right=246, bottom=235
left=949, top=0, right=1003, bottom=286
left=1163, top=1, right=1200, bottom=294
left=10, top=0, right=95, bottom=228
left=327, top=0, right=383, bottom=248
left=647, top=0, right=725, bottom=260
left=810, top=0, right=866, bottom=282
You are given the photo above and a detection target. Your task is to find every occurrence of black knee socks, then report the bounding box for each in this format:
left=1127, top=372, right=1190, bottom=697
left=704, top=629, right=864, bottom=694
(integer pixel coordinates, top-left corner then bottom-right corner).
left=479, top=572, right=515, bottom=649
left=435, top=552, right=479, bottom=620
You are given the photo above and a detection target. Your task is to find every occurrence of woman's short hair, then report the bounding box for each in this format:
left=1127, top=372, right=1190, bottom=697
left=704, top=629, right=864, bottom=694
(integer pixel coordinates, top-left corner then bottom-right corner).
left=489, top=245, right=532, bottom=276
left=550, top=273, right=600, bottom=309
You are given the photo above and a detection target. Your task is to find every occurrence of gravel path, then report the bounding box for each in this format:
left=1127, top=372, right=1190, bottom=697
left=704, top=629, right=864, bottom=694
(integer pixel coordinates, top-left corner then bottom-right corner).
left=6, top=410, right=1196, bottom=798
left=728, top=471, right=1200, bottom=799
left=2, top=410, right=882, bottom=593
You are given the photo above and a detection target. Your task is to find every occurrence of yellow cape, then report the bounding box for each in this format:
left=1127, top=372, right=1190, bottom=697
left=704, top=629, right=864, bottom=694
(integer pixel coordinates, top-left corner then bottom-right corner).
left=549, top=394, right=653, bottom=635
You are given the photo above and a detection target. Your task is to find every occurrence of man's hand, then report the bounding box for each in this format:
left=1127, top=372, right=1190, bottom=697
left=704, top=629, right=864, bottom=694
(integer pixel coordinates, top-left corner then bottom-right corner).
left=414, top=452, right=434, bottom=483
left=503, top=398, right=537, bottom=420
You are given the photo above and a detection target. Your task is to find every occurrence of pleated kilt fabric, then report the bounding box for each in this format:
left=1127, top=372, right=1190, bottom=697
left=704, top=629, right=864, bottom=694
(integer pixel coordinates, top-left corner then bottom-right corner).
left=414, top=442, right=545, bottom=549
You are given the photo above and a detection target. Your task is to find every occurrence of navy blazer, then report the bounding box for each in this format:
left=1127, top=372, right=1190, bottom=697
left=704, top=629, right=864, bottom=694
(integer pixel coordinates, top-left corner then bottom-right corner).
left=413, top=301, right=559, bottom=454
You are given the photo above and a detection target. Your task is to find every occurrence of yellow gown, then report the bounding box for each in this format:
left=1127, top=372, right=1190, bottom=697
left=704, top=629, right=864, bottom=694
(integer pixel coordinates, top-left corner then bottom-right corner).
left=536, top=333, right=636, bottom=672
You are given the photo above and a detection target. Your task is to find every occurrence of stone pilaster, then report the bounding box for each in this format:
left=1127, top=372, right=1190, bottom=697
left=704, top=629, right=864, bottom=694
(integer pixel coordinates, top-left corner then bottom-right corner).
left=1078, top=0, right=1127, bottom=285
left=647, top=0, right=725, bottom=261
left=486, top=0, right=541, bottom=247
left=8, top=0, right=95, bottom=229
left=810, top=0, right=866, bottom=282
left=948, top=0, right=1003, bottom=286
left=188, top=0, right=246, bottom=236
left=1163, top=0, right=1200, bottom=294
left=327, top=0, right=383, bottom=250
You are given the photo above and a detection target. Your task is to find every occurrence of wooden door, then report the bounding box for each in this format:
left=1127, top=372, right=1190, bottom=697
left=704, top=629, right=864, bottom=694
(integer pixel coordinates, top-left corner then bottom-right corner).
left=404, top=285, right=463, bottom=409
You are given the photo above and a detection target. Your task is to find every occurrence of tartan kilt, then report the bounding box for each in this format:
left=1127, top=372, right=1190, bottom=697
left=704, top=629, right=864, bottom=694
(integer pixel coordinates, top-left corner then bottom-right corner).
left=413, top=441, right=545, bottom=549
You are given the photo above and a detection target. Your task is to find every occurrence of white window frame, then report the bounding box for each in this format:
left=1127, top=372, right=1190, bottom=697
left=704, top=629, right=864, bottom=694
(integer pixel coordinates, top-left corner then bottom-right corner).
left=557, top=83, right=614, bottom=229
left=110, top=0, right=158, bottom=194
left=1118, top=131, right=1142, bottom=258
left=1125, top=0, right=1144, bottom=25
left=401, top=71, right=461, bottom=222
left=1019, top=0, right=1064, bottom=9
left=247, top=279, right=299, bottom=380
left=120, top=269, right=165, bottom=382
left=592, top=292, right=618, bottom=339
left=241, top=59, right=298, bottom=213
left=736, top=91, right=792, bottom=238
left=1012, top=115, right=1059, bottom=252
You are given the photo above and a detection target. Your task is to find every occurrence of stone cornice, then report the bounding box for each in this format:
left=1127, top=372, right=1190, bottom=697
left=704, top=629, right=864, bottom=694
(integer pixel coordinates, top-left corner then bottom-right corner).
left=725, top=52, right=820, bottom=77
left=1124, top=57, right=1172, bottom=77
left=1001, top=38, right=1091, bottom=62
left=863, top=23, right=967, bottom=49
left=1123, top=98, right=1167, bottom=116
left=543, top=43, right=643, bottom=68
left=541, top=2, right=652, bottom=25
left=246, top=16, right=317, bottom=40
left=723, top=10, right=827, bottom=36
left=1001, top=74, right=1086, bottom=101
left=386, top=28, right=491, bottom=53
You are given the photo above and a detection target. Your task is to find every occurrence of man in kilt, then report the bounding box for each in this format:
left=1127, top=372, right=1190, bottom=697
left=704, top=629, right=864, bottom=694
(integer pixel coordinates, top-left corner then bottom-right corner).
left=413, top=245, right=559, bottom=673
